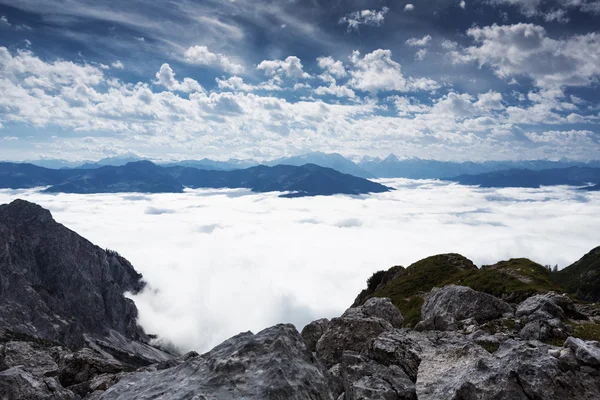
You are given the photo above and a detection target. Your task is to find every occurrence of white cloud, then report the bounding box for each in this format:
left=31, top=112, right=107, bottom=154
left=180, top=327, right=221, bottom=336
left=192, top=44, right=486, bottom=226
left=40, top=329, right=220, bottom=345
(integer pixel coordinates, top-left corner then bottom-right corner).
left=441, top=40, right=458, bottom=50
left=406, top=35, right=432, bottom=47
left=135, top=36, right=145, bottom=42
left=348, top=49, right=439, bottom=93
left=0, top=16, right=10, bottom=27
left=415, top=49, right=427, bottom=61
left=453, top=23, right=600, bottom=88
left=525, top=129, right=597, bottom=145
left=2, top=183, right=598, bottom=352
left=314, top=81, right=356, bottom=99
left=316, top=56, right=346, bottom=78
left=216, top=76, right=282, bottom=92
left=405, top=4, right=415, bottom=11
left=111, top=60, right=124, bottom=69
left=339, top=7, right=389, bottom=31
left=183, top=45, right=244, bottom=74
left=492, top=0, right=600, bottom=17
left=2, top=136, right=18, bottom=140
left=460, top=1, right=467, bottom=8
left=155, top=63, right=205, bottom=93
left=257, top=56, right=310, bottom=79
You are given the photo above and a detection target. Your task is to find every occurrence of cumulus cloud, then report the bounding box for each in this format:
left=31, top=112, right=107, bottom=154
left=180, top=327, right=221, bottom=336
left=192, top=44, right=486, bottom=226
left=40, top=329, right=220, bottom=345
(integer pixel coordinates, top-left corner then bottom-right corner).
left=257, top=56, right=310, bottom=79
left=183, top=45, right=244, bottom=74
left=1, top=182, right=598, bottom=352
left=406, top=35, right=432, bottom=47
left=492, top=0, right=600, bottom=18
left=111, top=60, right=124, bottom=69
left=453, top=23, right=600, bottom=88
left=348, top=49, right=439, bottom=93
left=405, top=4, right=415, bottom=11
left=316, top=56, right=347, bottom=78
left=339, top=7, right=389, bottom=31
left=155, top=63, right=205, bottom=93
left=415, top=49, right=427, bottom=61
left=0, top=16, right=10, bottom=27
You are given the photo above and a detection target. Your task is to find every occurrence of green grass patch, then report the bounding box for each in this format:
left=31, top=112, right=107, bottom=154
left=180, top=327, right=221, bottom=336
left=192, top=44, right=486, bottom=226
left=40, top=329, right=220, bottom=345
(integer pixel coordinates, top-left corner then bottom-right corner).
left=479, top=342, right=500, bottom=353
left=572, top=322, right=600, bottom=341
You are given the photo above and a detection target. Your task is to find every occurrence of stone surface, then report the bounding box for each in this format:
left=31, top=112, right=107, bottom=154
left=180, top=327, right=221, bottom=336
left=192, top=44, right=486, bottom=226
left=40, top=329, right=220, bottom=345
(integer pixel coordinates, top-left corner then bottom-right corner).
left=565, top=337, right=600, bottom=366
left=316, top=317, right=393, bottom=368
left=342, top=298, right=404, bottom=329
left=94, top=324, right=337, bottom=400
left=301, top=318, right=330, bottom=352
left=421, top=285, right=514, bottom=325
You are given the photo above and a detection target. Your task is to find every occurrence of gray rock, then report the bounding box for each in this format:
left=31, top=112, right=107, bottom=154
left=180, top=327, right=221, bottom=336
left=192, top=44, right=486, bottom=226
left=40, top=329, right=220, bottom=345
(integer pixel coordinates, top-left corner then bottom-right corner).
left=0, top=366, right=76, bottom=400
left=316, top=317, right=393, bottom=368
left=301, top=318, right=330, bottom=352
left=96, top=324, right=336, bottom=400
left=0, top=199, right=172, bottom=365
left=516, top=293, right=566, bottom=320
left=342, top=298, right=404, bottom=329
left=415, top=312, right=457, bottom=332
left=340, top=351, right=417, bottom=400
left=410, top=331, right=600, bottom=400
left=565, top=337, right=600, bottom=366
left=421, top=285, right=513, bottom=325
left=364, top=329, right=421, bottom=382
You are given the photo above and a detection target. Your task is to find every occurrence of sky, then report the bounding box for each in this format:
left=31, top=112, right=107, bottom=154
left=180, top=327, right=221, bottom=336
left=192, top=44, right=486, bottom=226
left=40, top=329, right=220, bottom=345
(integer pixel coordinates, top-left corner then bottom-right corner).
left=1, top=180, right=598, bottom=352
left=0, top=0, right=599, bottom=162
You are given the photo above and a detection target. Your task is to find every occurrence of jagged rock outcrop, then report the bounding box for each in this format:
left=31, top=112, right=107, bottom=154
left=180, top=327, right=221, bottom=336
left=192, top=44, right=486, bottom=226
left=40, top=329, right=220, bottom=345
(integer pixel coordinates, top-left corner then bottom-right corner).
left=0, top=200, right=172, bottom=398
left=416, top=285, right=513, bottom=331
left=91, top=324, right=337, bottom=400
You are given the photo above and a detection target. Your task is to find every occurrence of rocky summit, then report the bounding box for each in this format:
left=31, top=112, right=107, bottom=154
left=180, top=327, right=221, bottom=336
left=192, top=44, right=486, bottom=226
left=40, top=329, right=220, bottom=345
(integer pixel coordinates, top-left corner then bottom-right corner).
left=1, top=200, right=600, bottom=399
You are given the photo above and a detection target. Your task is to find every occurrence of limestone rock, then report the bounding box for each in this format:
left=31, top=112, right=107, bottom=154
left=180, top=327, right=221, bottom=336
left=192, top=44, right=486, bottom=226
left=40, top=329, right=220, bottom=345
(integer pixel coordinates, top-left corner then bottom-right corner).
left=95, top=324, right=337, bottom=400
left=342, top=298, right=404, bottom=329
left=301, top=318, right=330, bottom=352
left=316, top=317, right=393, bottom=368
left=565, top=337, right=600, bottom=366
left=421, top=285, right=514, bottom=325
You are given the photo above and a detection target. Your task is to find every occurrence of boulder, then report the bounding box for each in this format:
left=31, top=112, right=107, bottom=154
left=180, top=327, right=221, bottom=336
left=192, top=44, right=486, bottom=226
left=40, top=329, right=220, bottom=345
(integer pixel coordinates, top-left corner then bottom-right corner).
left=564, top=337, right=600, bottom=366
left=93, top=324, right=337, bottom=400
left=301, top=318, right=330, bottom=352
left=316, top=317, right=393, bottom=368
left=516, top=293, right=567, bottom=320
left=421, top=285, right=513, bottom=325
left=340, top=351, right=417, bottom=400
left=364, top=330, right=421, bottom=382
left=342, top=298, right=404, bottom=329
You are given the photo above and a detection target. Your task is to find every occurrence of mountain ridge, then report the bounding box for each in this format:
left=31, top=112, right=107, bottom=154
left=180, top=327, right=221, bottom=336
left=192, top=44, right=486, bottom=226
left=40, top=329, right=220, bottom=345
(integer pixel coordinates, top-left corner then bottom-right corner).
left=0, top=161, right=392, bottom=197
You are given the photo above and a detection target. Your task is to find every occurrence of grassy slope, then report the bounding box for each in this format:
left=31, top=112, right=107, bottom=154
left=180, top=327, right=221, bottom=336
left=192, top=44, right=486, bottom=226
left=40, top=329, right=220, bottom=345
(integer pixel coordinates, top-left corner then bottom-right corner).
left=366, top=254, right=565, bottom=327
left=554, top=247, right=600, bottom=302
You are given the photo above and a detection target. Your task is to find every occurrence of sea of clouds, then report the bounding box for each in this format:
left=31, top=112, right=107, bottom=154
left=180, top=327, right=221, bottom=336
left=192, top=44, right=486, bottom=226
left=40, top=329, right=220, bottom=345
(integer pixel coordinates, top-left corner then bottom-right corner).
left=1, top=179, right=599, bottom=353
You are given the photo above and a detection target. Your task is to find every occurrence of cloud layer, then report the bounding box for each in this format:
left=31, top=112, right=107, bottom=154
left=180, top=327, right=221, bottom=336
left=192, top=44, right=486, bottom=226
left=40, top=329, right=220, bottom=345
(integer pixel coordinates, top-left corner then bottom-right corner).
left=1, top=181, right=598, bottom=353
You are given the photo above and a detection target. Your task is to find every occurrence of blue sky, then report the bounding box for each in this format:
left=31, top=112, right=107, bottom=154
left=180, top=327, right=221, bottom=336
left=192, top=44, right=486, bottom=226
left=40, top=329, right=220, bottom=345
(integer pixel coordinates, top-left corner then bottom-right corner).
left=0, top=0, right=599, bottom=162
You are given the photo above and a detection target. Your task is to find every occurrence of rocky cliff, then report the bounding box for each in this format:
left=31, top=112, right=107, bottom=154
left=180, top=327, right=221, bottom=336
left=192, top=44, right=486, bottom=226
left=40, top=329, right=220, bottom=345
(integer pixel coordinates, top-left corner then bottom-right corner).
left=1, top=200, right=599, bottom=399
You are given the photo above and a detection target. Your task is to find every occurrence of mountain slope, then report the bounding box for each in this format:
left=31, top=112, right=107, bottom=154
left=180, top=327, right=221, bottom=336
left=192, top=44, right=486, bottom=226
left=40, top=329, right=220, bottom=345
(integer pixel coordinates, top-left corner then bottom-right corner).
left=0, top=161, right=391, bottom=196
left=555, top=246, right=600, bottom=302
left=44, top=161, right=184, bottom=194
left=447, top=166, right=600, bottom=188
left=0, top=199, right=170, bottom=363
left=267, top=152, right=372, bottom=178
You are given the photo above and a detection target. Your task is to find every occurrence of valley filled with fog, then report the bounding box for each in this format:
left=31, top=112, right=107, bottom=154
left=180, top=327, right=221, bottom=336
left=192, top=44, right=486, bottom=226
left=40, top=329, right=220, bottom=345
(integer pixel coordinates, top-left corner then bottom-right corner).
left=1, top=179, right=598, bottom=353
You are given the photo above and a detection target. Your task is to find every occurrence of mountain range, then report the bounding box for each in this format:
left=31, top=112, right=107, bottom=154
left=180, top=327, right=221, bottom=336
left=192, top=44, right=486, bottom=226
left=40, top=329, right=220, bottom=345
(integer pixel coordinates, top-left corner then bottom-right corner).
left=1, top=200, right=600, bottom=399
left=0, top=161, right=392, bottom=197
left=18, top=152, right=600, bottom=179
left=448, top=167, right=600, bottom=189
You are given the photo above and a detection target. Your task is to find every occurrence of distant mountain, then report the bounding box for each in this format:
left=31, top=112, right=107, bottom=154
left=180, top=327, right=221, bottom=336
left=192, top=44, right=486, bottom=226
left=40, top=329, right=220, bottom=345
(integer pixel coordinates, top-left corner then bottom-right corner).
left=555, top=246, right=600, bottom=302
left=447, top=166, right=600, bottom=188
left=160, top=158, right=258, bottom=171
left=267, top=152, right=372, bottom=178
left=0, top=161, right=391, bottom=197
left=19, top=153, right=600, bottom=179
left=357, top=154, right=600, bottom=179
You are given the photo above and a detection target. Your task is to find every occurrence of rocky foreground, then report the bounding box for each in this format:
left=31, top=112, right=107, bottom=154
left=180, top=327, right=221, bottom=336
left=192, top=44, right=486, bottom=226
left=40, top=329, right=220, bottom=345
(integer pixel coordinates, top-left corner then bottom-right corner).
left=1, top=199, right=599, bottom=399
